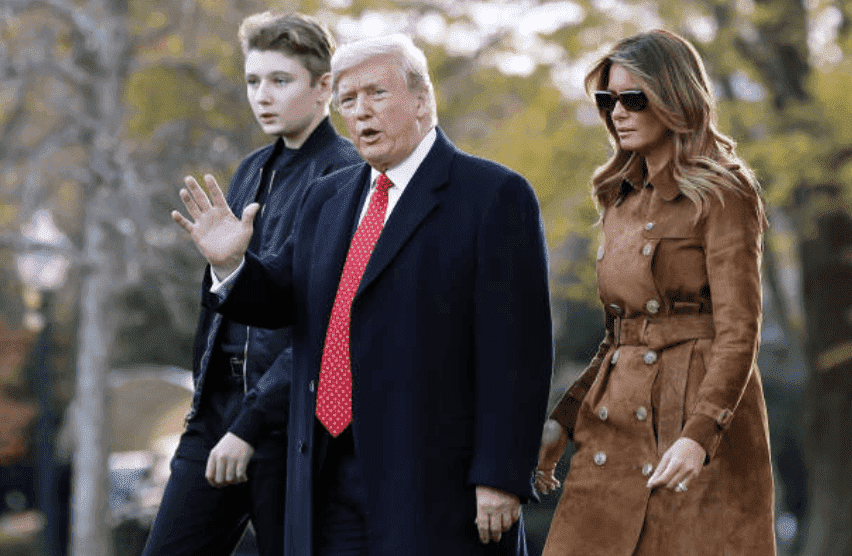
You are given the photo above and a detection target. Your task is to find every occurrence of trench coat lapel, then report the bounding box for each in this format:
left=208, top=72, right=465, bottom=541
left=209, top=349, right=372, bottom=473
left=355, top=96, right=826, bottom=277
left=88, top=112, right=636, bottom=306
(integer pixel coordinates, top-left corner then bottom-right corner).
left=356, top=130, right=452, bottom=296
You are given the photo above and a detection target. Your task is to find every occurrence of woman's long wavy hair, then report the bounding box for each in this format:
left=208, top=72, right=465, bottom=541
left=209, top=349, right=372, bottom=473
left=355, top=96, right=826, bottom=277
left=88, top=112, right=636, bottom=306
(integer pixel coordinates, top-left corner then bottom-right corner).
left=586, top=29, right=765, bottom=225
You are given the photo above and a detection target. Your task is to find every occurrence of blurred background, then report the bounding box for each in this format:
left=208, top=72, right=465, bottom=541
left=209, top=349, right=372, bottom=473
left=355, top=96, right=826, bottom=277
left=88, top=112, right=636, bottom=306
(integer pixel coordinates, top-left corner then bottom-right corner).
left=1, top=0, right=850, bottom=554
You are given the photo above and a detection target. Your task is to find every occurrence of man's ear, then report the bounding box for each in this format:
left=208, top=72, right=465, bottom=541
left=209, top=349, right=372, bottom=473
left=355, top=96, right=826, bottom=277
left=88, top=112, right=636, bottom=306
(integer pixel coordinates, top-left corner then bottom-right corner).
left=316, top=72, right=333, bottom=105
left=415, top=89, right=429, bottom=120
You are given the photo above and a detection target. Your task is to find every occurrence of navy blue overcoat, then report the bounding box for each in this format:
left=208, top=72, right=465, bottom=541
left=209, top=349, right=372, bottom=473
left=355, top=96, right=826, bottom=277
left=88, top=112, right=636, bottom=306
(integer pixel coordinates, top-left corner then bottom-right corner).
left=207, top=129, right=553, bottom=556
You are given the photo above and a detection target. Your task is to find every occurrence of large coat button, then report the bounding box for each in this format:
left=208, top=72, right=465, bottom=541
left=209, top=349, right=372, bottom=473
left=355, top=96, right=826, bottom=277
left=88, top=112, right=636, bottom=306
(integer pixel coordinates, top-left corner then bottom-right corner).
left=594, top=451, right=607, bottom=466
left=642, top=463, right=654, bottom=477
left=644, top=351, right=658, bottom=365
left=642, top=243, right=653, bottom=256
left=636, top=406, right=648, bottom=421
left=645, top=222, right=655, bottom=231
left=598, top=406, right=609, bottom=421
left=610, top=349, right=620, bottom=364
left=645, top=299, right=660, bottom=314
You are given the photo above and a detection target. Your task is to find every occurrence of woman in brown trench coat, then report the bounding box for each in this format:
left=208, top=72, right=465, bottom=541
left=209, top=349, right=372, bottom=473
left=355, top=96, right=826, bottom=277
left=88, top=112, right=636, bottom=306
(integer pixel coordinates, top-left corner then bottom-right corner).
left=535, top=30, right=776, bottom=555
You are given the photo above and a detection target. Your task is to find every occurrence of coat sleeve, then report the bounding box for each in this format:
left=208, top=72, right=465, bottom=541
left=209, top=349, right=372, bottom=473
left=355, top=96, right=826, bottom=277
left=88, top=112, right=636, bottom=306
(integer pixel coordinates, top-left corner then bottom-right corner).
left=549, top=319, right=614, bottom=439
left=681, top=187, right=764, bottom=460
left=202, top=243, right=297, bottom=329
left=466, top=173, right=554, bottom=501
left=229, top=348, right=291, bottom=446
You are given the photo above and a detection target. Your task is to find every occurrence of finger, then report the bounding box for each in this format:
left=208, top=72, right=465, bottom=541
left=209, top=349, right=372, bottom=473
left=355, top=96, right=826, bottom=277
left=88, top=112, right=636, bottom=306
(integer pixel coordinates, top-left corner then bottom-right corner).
left=236, top=457, right=249, bottom=483
left=185, top=175, right=212, bottom=212
left=476, top=515, right=490, bottom=544
left=179, top=187, right=202, bottom=221
left=215, top=455, right=227, bottom=486
left=225, top=456, right=238, bottom=484
left=647, top=456, right=673, bottom=489
left=205, top=174, right=227, bottom=209
left=490, top=513, right=504, bottom=543
left=241, top=202, right=261, bottom=227
left=171, top=210, right=194, bottom=234
left=205, top=455, right=218, bottom=487
left=667, top=466, right=694, bottom=490
left=511, top=505, right=520, bottom=525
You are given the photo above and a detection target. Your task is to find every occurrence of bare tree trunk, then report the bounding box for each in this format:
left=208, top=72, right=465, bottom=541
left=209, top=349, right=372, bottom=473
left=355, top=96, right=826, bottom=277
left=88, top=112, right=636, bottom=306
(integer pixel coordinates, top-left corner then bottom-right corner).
left=72, top=219, right=115, bottom=556
left=64, top=1, right=130, bottom=554
left=798, top=204, right=852, bottom=556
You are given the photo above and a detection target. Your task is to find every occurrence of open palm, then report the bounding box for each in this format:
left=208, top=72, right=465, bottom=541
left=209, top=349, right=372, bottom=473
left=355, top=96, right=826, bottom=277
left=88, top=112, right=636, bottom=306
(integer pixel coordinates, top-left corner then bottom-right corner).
left=171, top=174, right=259, bottom=278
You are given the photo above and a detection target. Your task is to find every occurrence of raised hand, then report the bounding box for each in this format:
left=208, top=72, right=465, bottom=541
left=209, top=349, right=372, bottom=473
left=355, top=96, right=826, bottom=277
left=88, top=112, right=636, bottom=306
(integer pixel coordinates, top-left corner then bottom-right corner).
left=171, top=174, right=260, bottom=279
left=534, top=418, right=568, bottom=495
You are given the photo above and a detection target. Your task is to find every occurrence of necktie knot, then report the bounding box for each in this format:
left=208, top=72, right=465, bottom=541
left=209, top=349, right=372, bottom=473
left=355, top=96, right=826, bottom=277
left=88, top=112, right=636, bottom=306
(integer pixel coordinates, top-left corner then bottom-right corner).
left=376, top=174, right=393, bottom=194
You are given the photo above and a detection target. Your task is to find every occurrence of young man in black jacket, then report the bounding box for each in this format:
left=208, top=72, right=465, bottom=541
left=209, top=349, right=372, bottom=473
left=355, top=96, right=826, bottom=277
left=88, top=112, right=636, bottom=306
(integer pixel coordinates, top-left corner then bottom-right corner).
left=142, top=12, right=359, bottom=556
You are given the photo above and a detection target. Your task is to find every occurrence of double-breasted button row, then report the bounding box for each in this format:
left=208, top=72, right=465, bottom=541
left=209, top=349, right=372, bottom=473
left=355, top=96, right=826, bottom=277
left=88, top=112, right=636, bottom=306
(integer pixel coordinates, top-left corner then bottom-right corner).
left=598, top=406, right=608, bottom=421
left=636, top=406, right=648, bottom=421
left=645, top=299, right=660, bottom=314
left=644, top=222, right=655, bottom=231
left=642, top=463, right=654, bottom=477
left=642, top=243, right=654, bottom=257
left=644, top=350, right=658, bottom=365
left=594, top=451, right=607, bottom=466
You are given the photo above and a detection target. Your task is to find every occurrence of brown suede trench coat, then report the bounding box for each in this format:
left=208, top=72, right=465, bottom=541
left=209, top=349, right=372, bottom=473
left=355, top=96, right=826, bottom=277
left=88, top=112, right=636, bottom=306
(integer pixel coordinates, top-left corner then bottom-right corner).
left=543, top=167, right=776, bottom=556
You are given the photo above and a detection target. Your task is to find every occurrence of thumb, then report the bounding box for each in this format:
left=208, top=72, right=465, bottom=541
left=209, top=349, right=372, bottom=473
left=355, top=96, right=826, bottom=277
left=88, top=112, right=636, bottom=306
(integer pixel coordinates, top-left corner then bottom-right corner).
left=242, top=202, right=261, bottom=225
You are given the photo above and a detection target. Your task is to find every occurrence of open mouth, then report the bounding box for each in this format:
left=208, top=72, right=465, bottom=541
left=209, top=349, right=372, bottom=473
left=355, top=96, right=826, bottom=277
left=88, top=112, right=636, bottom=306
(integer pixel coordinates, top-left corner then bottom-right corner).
left=360, top=128, right=381, bottom=142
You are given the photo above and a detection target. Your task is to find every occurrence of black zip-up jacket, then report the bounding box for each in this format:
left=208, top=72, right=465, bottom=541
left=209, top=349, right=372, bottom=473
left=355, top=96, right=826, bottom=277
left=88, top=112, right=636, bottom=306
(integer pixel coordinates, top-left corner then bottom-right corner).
left=183, top=118, right=360, bottom=457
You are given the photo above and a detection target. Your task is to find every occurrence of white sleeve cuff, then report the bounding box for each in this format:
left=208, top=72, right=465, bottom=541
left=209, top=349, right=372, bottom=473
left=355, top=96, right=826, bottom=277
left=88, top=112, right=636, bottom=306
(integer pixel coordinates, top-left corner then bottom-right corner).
left=210, top=257, right=246, bottom=298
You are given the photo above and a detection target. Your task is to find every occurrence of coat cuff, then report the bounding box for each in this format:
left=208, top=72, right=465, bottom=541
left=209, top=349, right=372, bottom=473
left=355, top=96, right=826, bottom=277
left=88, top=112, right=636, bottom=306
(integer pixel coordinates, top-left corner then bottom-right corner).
left=228, top=406, right=264, bottom=448
left=549, top=361, right=602, bottom=439
left=681, top=402, right=735, bottom=462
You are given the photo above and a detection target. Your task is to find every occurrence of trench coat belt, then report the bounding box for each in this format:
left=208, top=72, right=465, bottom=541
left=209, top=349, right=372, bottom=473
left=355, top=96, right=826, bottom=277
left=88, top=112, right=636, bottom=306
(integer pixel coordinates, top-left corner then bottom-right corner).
left=612, top=313, right=715, bottom=455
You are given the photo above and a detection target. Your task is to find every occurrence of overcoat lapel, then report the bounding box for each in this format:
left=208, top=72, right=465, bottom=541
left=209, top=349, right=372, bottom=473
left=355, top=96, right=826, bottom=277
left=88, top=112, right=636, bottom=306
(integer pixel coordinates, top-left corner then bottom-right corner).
left=309, top=163, right=373, bottom=318
left=357, top=131, right=453, bottom=295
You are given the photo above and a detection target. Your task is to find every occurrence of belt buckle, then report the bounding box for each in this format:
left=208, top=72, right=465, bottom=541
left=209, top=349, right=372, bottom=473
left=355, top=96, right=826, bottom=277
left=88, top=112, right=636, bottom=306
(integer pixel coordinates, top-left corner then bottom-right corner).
left=614, top=316, right=622, bottom=347
left=229, top=357, right=244, bottom=379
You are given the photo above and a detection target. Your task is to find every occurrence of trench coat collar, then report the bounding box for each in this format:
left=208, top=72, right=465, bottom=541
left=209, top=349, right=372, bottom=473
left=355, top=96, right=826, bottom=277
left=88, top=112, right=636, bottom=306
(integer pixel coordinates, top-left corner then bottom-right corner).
left=624, top=161, right=681, bottom=202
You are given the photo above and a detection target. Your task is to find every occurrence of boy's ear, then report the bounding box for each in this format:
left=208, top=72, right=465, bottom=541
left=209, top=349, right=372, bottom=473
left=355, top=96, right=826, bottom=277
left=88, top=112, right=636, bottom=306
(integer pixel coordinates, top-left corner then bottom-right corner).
left=316, top=72, right=333, bottom=105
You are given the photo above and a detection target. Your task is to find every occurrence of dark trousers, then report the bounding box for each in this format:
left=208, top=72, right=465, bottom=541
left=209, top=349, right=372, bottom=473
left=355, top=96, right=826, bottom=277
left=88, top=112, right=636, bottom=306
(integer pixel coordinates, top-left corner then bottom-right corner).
left=312, top=430, right=529, bottom=556
left=141, top=455, right=285, bottom=556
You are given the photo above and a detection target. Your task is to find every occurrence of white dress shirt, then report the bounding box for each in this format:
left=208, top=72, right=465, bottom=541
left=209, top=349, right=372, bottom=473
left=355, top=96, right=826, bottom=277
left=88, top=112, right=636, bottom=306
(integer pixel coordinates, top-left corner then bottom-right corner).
left=212, top=127, right=437, bottom=293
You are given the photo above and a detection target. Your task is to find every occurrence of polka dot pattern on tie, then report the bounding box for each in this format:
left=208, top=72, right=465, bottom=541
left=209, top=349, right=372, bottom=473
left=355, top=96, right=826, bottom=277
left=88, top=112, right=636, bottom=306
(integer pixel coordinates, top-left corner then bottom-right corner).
left=316, top=174, right=393, bottom=436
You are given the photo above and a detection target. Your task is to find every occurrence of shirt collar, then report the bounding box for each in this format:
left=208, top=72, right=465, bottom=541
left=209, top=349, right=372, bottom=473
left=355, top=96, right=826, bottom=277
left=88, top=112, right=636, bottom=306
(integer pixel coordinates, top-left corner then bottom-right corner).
left=369, top=127, right=437, bottom=190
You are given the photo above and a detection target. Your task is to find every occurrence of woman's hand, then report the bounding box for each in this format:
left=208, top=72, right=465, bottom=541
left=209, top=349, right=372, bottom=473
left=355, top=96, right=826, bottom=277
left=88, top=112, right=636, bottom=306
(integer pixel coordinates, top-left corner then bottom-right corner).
left=534, top=418, right=568, bottom=494
left=646, top=437, right=706, bottom=492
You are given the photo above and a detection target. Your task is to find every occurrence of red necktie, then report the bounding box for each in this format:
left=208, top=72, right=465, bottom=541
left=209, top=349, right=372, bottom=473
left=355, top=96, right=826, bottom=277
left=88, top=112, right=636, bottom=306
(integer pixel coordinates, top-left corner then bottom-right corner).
left=316, top=174, right=393, bottom=436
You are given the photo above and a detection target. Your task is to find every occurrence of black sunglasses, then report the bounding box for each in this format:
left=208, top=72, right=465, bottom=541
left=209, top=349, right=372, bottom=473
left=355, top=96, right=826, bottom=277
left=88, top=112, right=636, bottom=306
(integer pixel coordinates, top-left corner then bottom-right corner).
left=594, top=90, right=648, bottom=112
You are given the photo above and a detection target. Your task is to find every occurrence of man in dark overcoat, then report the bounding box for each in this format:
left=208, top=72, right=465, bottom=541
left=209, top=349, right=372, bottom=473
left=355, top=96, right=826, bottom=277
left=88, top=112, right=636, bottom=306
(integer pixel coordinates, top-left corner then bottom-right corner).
left=172, top=33, right=553, bottom=556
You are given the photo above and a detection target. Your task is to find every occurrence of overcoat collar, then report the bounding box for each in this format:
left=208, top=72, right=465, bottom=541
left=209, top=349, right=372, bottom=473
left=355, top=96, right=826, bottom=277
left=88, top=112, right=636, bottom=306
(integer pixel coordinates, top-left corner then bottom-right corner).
left=314, top=127, right=453, bottom=301
left=359, top=127, right=452, bottom=294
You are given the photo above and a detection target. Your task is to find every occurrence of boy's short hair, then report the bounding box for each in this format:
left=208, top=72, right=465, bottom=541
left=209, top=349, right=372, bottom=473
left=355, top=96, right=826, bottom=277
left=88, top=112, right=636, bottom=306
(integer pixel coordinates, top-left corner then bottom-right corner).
left=238, top=12, right=335, bottom=85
